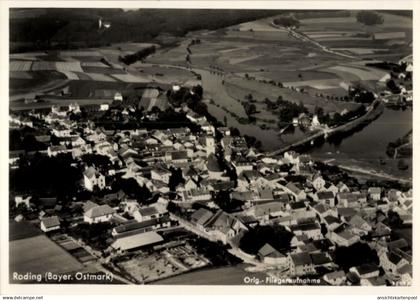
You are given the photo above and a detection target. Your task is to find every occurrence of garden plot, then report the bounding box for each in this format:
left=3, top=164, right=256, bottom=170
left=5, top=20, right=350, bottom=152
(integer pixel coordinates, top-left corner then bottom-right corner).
left=117, top=246, right=208, bottom=284
left=330, top=48, right=389, bottom=55
left=55, top=62, right=84, bottom=72
left=374, top=32, right=406, bottom=40
left=326, top=65, right=387, bottom=81
left=229, top=54, right=263, bottom=65
left=283, top=78, right=346, bottom=90
left=10, top=61, right=33, bottom=72
left=81, top=61, right=110, bottom=68
left=10, top=71, right=33, bottom=79
left=31, top=61, right=83, bottom=72
left=60, top=71, right=80, bottom=80
left=111, top=73, right=150, bottom=83
left=60, top=50, right=102, bottom=57
left=84, top=73, right=116, bottom=82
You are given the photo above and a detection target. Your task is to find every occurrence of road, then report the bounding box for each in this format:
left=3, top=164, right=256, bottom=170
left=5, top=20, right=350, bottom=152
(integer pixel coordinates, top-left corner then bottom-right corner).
left=270, top=22, right=357, bottom=60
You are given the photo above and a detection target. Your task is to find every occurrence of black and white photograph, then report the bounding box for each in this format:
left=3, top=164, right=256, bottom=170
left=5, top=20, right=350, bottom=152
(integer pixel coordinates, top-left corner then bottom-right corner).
left=1, top=1, right=418, bottom=297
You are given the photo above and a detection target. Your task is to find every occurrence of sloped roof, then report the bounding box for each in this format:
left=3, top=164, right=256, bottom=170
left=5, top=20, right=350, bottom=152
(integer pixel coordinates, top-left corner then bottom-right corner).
left=253, top=202, right=284, bottom=217
left=291, top=252, right=312, bottom=266
left=84, top=166, right=98, bottom=179
left=41, top=216, right=60, bottom=228
left=207, top=154, right=222, bottom=172
left=349, top=215, right=369, bottom=228
left=138, top=206, right=159, bottom=217
left=317, top=191, right=335, bottom=200
left=83, top=200, right=99, bottom=212
left=85, top=204, right=114, bottom=218
left=258, top=243, right=285, bottom=258
left=290, top=201, right=306, bottom=210
left=354, top=263, right=379, bottom=275
left=191, top=208, right=214, bottom=226
left=310, top=252, right=332, bottom=265
left=111, top=231, right=163, bottom=251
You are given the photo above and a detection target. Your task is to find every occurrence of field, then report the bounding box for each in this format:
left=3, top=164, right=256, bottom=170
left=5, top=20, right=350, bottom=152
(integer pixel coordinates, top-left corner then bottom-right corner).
left=10, top=235, right=84, bottom=281
left=299, top=12, right=412, bottom=61
left=9, top=43, right=197, bottom=109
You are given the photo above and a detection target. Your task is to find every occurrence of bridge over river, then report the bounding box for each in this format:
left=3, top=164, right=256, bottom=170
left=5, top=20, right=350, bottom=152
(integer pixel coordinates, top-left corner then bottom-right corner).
left=268, top=99, right=383, bottom=157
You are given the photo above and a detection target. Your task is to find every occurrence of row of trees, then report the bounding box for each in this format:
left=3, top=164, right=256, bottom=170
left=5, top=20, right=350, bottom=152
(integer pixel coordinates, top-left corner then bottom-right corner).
left=118, top=45, right=156, bottom=65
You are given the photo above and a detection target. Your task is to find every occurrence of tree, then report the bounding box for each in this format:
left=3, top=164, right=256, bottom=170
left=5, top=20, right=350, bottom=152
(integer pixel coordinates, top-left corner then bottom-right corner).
left=273, top=16, right=300, bottom=28
left=397, top=159, right=409, bottom=170
left=356, top=11, right=384, bottom=26
left=387, top=210, right=403, bottom=228
left=239, top=224, right=294, bottom=255
left=168, top=167, right=185, bottom=191
left=192, top=85, right=203, bottom=99
left=386, top=79, right=401, bottom=94
left=334, top=242, right=379, bottom=271
left=214, top=190, right=242, bottom=213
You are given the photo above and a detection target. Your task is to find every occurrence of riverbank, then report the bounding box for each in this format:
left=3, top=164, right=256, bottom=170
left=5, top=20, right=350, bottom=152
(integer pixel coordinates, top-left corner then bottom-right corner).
left=331, top=162, right=412, bottom=184
left=151, top=263, right=265, bottom=285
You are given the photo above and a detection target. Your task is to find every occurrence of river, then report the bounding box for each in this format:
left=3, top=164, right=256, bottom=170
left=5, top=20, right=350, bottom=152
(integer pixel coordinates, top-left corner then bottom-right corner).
left=198, top=67, right=412, bottom=179
left=308, top=107, right=412, bottom=181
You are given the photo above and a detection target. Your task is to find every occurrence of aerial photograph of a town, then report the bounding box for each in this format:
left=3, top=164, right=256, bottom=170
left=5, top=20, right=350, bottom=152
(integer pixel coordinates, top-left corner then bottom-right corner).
left=6, top=7, right=413, bottom=287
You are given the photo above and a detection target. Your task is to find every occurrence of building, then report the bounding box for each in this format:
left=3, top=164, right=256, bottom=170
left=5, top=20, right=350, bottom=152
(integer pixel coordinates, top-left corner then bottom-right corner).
left=316, top=191, right=335, bottom=207
left=368, top=187, right=382, bottom=201
left=111, top=231, right=164, bottom=252
left=258, top=243, right=287, bottom=265
left=15, top=195, right=31, bottom=208
left=40, top=216, right=60, bottom=232
left=323, top=270, right=346, bottom=286
left=114, top=92, right=123, bottom=101
left=83, top=167, right=106, bottom=191
left=133, top=205, right=167, bottom=222
left=288, top=252, right=315, bottom=276
left=291, top=222, right=323, bottom=240
left=349, top=264, right=380, bottom=279
left=379, top=251, right=409, bottom=275
left=329, top=224, right=360, bottom=247
left=84, top=204, right=114, bottom=224
left=151, top=167, right=171, bottom=184
left=190, top=208, right=214, bottom=231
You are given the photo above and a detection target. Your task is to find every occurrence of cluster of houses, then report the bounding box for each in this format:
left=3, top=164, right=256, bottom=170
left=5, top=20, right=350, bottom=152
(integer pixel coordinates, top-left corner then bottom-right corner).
left=10, top=94, right=412, bottom=286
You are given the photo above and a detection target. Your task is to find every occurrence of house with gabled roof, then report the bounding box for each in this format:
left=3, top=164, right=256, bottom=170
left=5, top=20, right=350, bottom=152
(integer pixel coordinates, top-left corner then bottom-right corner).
left=316, top=191, right=335, bottom=207
left=348, top=215, right=372, bottom=236
left=286, top=182, right=306, bottom=200
left=83, top=166, right=106, bottom=191
left=84, top=204, right=114, bottom=224
left=323, top=215, right=342, bottom=231
left=310, top=174, right=325, bottom=191
left=368, top=187, right=382, bottom=201
left=328, top=223, right=360, bottom=247
left=291, top=222, right=323, bottom=240
left=205, top=210, right=246, bottom=244
left=349, top=263, right=380, bottom=279
left=133, top=206, right=160, bottom=222
left=288, top=252, right=315, bottom=276
left=40, top=216, right=60, bottom=232
left=151, top=166, right=171, bottom=184
left=337, top=182, right=350, bottom=193
left=258, top=243, right=287, bottom=265
left=323, top=270, right=346, bottom=286
left=380, top=251, right=409, bottom=275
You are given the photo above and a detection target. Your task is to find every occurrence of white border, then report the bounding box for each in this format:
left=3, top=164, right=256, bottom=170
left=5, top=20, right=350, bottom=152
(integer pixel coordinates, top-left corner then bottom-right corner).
left=1, top=0, right=419, bottom=296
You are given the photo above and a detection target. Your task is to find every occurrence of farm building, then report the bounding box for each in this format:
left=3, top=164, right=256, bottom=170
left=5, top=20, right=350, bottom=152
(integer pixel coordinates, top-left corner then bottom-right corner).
left=111, top=231, right=164, bottom=252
